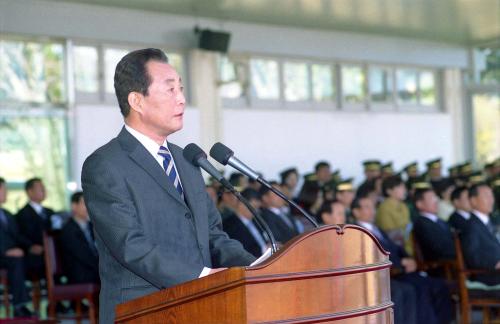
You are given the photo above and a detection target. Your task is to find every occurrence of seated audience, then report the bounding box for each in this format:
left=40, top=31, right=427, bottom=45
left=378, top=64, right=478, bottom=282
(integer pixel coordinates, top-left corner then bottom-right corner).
left=316, top=200, right=346, bottom=225
left=435, top=179, right=455, bottom=221
left=59, top=192, right=99, bottom=284
left=352, top=195, right=453, bottom=324
left=260, top=182, right=299, bottom=244
left=279, top=167, right=299, bottom=199
left=461, top=183, right=500, bottom=286
left=376, top=176, right=411, bottom=252
left=335, top=179, right=355, bottom=223
left=413, top=185, right=456, bottom=261
left=16, top=178, right=55, bottom=276
left=0, top=178, right=32, bottom=317
left=448, top=186, right=471, bottom=232
left=223, top=189, right=269, bottom=257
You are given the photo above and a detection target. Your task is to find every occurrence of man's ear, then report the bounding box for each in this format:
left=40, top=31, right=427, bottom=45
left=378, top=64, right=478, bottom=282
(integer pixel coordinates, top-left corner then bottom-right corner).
left=128, top=91, right=144, bottom=114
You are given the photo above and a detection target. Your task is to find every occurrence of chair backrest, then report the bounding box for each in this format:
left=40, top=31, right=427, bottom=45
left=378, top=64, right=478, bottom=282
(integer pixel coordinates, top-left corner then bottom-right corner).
left=453, top=231, right=471, bottom=307
left=42, top=232, right=64, bottom=293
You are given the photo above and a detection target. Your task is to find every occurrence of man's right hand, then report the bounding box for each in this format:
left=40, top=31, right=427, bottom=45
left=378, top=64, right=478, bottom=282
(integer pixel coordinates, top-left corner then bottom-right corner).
left=5, top=248, right=24, bottom=258
left=29, top=244, right=44, bottom=255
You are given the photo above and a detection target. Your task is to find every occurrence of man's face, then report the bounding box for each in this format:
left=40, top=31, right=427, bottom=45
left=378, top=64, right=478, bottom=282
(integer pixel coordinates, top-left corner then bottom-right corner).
left=429, top=167, right=442, bottom=179
left=316, top=166, right=331, bottom=183
left=72, top=197, right=89, bottom=221
left=470, top=186, right=495, bottom=215
left=453, top=190, right=471, bottom=212
left=388, top=184, right=407, bottom=201
left=417, top=190, right=439, bottom=214
left=28, top=181, right=46, bottom=203
left=322, top=202, right=345, bottom=225
left=138, top=61, right=186, bottom=138
left=263, top=185, right=285, bottom=208
left=354, top=198, right=376, bottom=223
left=285, top=173, right=298, bottom=190
left=0, top=183, right=6, bottom=204
left=365, top=170, right=381, bottom=180
left=337, top=190, right=354, bottom=208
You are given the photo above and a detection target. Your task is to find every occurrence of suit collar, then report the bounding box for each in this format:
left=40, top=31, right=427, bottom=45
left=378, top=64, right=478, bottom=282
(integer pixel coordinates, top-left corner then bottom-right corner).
left=471, top=210, right=489, bottom=225
left=117, top=127, right=187, bottom=208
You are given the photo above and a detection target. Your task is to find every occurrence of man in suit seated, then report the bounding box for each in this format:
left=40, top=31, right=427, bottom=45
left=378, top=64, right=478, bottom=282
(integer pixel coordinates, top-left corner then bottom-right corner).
left=59, top=192, right=99, bottom=285
left=223, top=188, right=269, bottom=257
left=0, top=178, right=33, bottom=317
left=316, top=199, right=346, bottom=225
left=448, top=186, right=471, bottom=232
left=260, top=182, right=299, bottom=244
left=16, top=178, right=55, bottom=276
left=352, top=195, right=453, bottom=324
left=461, top=183, right=500, bottom=286
left=413, top=185, right=456, bottom=261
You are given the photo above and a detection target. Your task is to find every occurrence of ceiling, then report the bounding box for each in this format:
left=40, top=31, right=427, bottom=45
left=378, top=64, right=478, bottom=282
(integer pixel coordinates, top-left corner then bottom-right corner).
left=49, top=0, right=500, bottom=46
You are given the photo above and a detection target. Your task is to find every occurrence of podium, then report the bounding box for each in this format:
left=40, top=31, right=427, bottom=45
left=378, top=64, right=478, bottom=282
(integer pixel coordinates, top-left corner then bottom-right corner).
left=115, top=225, right=393, bottom=323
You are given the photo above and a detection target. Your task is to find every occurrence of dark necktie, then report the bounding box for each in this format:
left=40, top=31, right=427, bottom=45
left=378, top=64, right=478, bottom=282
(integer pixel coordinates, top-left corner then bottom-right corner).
left=83, top=222, right=98, bottom=256
left=158, top=146, right=184, bottom=198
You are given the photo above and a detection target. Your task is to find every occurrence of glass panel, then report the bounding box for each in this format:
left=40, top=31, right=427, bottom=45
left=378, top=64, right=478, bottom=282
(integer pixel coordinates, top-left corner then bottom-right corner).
left=0, top=39, right=66, bottom=104
left=283, top=62, right=309, bottom=102
left=74, top=45, right=98, bottom=93
left=473, top=93, right=500, bottom=165
left=250, top=59, right=279, bottom=100
left=341, top=65, right=365, bottom=103
left=0, top=115, right=69, bottom=211
left=370, top=67, right=393, bottom=102
left=311, top=64, right=334, bottom=102
left=396, top=69, right=418, bottom=104
left=218, top=56, right=243, bottom=99
left=104, top=48, right=129, bottom=94
left=419, top=70, right=436, bottom=106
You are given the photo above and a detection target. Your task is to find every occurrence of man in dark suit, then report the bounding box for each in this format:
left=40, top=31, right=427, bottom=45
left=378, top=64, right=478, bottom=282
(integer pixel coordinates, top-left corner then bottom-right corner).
left=413, top=186, right=456, bottom=261
left=352, top=195, right=453, bottom=324
left=16, top=177, right=55, bottom=275
left=0, top=178, right=32, bottom=317
left=59, top=192, right=99, bottom=285
left=223, top=188, right=269, bottom=257
left=81, top=48, right=255, bottom=324
left=461, top=183, right=500, bottom=286
left=448, top=186, right=471, bottom=232
left=259, top=182, right=299, bottom=244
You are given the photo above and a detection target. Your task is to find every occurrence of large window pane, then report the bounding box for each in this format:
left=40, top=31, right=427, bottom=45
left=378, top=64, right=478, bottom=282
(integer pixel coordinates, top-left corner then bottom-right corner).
left=218, top=56, right=243, bottom=99
left=283, top=62, right=309, bottom=102
left=167, top=52, right=184, bottom=80
left=250, top=59, right=279, bottom=100
left=370, top=67, right=393, bottom=102
left=341, top=65, right=365, bottom=103
left=397, top=69, right=418, bottom=104
left=0, top=39, right=66, bottom=104
left=312, top=64, right=334, bottom=102
left=419, top=70, right=436, bottom=106
left=74, top=45, right=98, bottom=93
left=0, top=115, right=69, bottom=211
left=105, top=48, right=128, bottom=94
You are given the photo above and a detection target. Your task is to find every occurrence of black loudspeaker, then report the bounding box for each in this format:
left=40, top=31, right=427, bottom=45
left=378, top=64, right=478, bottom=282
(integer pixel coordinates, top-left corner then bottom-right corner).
left=198, top=29, right=231, bottom=53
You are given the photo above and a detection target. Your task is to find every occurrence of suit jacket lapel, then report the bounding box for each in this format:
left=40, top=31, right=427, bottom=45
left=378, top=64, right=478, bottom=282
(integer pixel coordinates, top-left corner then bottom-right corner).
left=118, top=127, right=187, bottom=208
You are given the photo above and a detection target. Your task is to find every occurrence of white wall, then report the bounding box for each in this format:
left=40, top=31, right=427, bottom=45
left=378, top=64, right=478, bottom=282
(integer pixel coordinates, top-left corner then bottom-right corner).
left=73, top=105, right=200, bottom=186
left=222, top=109, right=453, bottom=184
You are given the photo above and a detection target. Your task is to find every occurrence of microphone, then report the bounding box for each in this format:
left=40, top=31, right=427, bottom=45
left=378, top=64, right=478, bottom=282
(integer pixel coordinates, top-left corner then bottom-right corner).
left=210, top=142, right=319, bottom=228
left=183, top=143, right=278, bottom=254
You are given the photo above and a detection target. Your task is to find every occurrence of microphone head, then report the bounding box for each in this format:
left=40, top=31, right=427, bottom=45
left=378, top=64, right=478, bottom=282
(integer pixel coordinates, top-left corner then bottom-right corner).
left=210, top=142, right=234, bottom=165
left=183, top=143, right=207, bottom=167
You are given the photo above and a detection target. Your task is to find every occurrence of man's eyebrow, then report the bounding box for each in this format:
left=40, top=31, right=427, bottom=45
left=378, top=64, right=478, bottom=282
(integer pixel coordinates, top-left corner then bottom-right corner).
left=165, top=77, right=182, bottom=84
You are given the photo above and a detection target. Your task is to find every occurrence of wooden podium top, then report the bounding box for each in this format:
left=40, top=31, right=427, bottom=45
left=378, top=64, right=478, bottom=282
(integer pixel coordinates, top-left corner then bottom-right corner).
left=116, top=225, right=393, bottom=323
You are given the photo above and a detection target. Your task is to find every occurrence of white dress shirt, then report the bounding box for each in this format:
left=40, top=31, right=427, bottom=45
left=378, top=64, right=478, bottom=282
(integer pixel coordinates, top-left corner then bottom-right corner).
left=456, top=209, right=470, bottom=220
left=420, top=212, right=439, bottom=223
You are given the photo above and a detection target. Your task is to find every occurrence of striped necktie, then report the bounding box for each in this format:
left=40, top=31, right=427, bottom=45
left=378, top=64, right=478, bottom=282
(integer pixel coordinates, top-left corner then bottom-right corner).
left=158, top=145, right=184, bottom=198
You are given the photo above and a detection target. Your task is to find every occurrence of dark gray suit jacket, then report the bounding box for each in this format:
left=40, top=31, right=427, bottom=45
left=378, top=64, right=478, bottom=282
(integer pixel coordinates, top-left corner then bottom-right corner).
left=81, top=127, right=255, bottom=324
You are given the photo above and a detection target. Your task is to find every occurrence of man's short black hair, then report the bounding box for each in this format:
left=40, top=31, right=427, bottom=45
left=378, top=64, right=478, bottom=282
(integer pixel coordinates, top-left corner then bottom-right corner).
left=71, top=191, right=84, bottom=204
left=451, top=186, right=468, bottom=202
left=382, top=175, right=404, bottom=197
left=114, top=48, right=169, bottom=117
left=241, top=188, right=260, bottom=202
left=315, top=161, right=330, bottom=172
left=0, top=177, right=5, bottom=186
left=469, top=182, right=490, bottom=199
left=25, top=177, right=42, bottom=192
